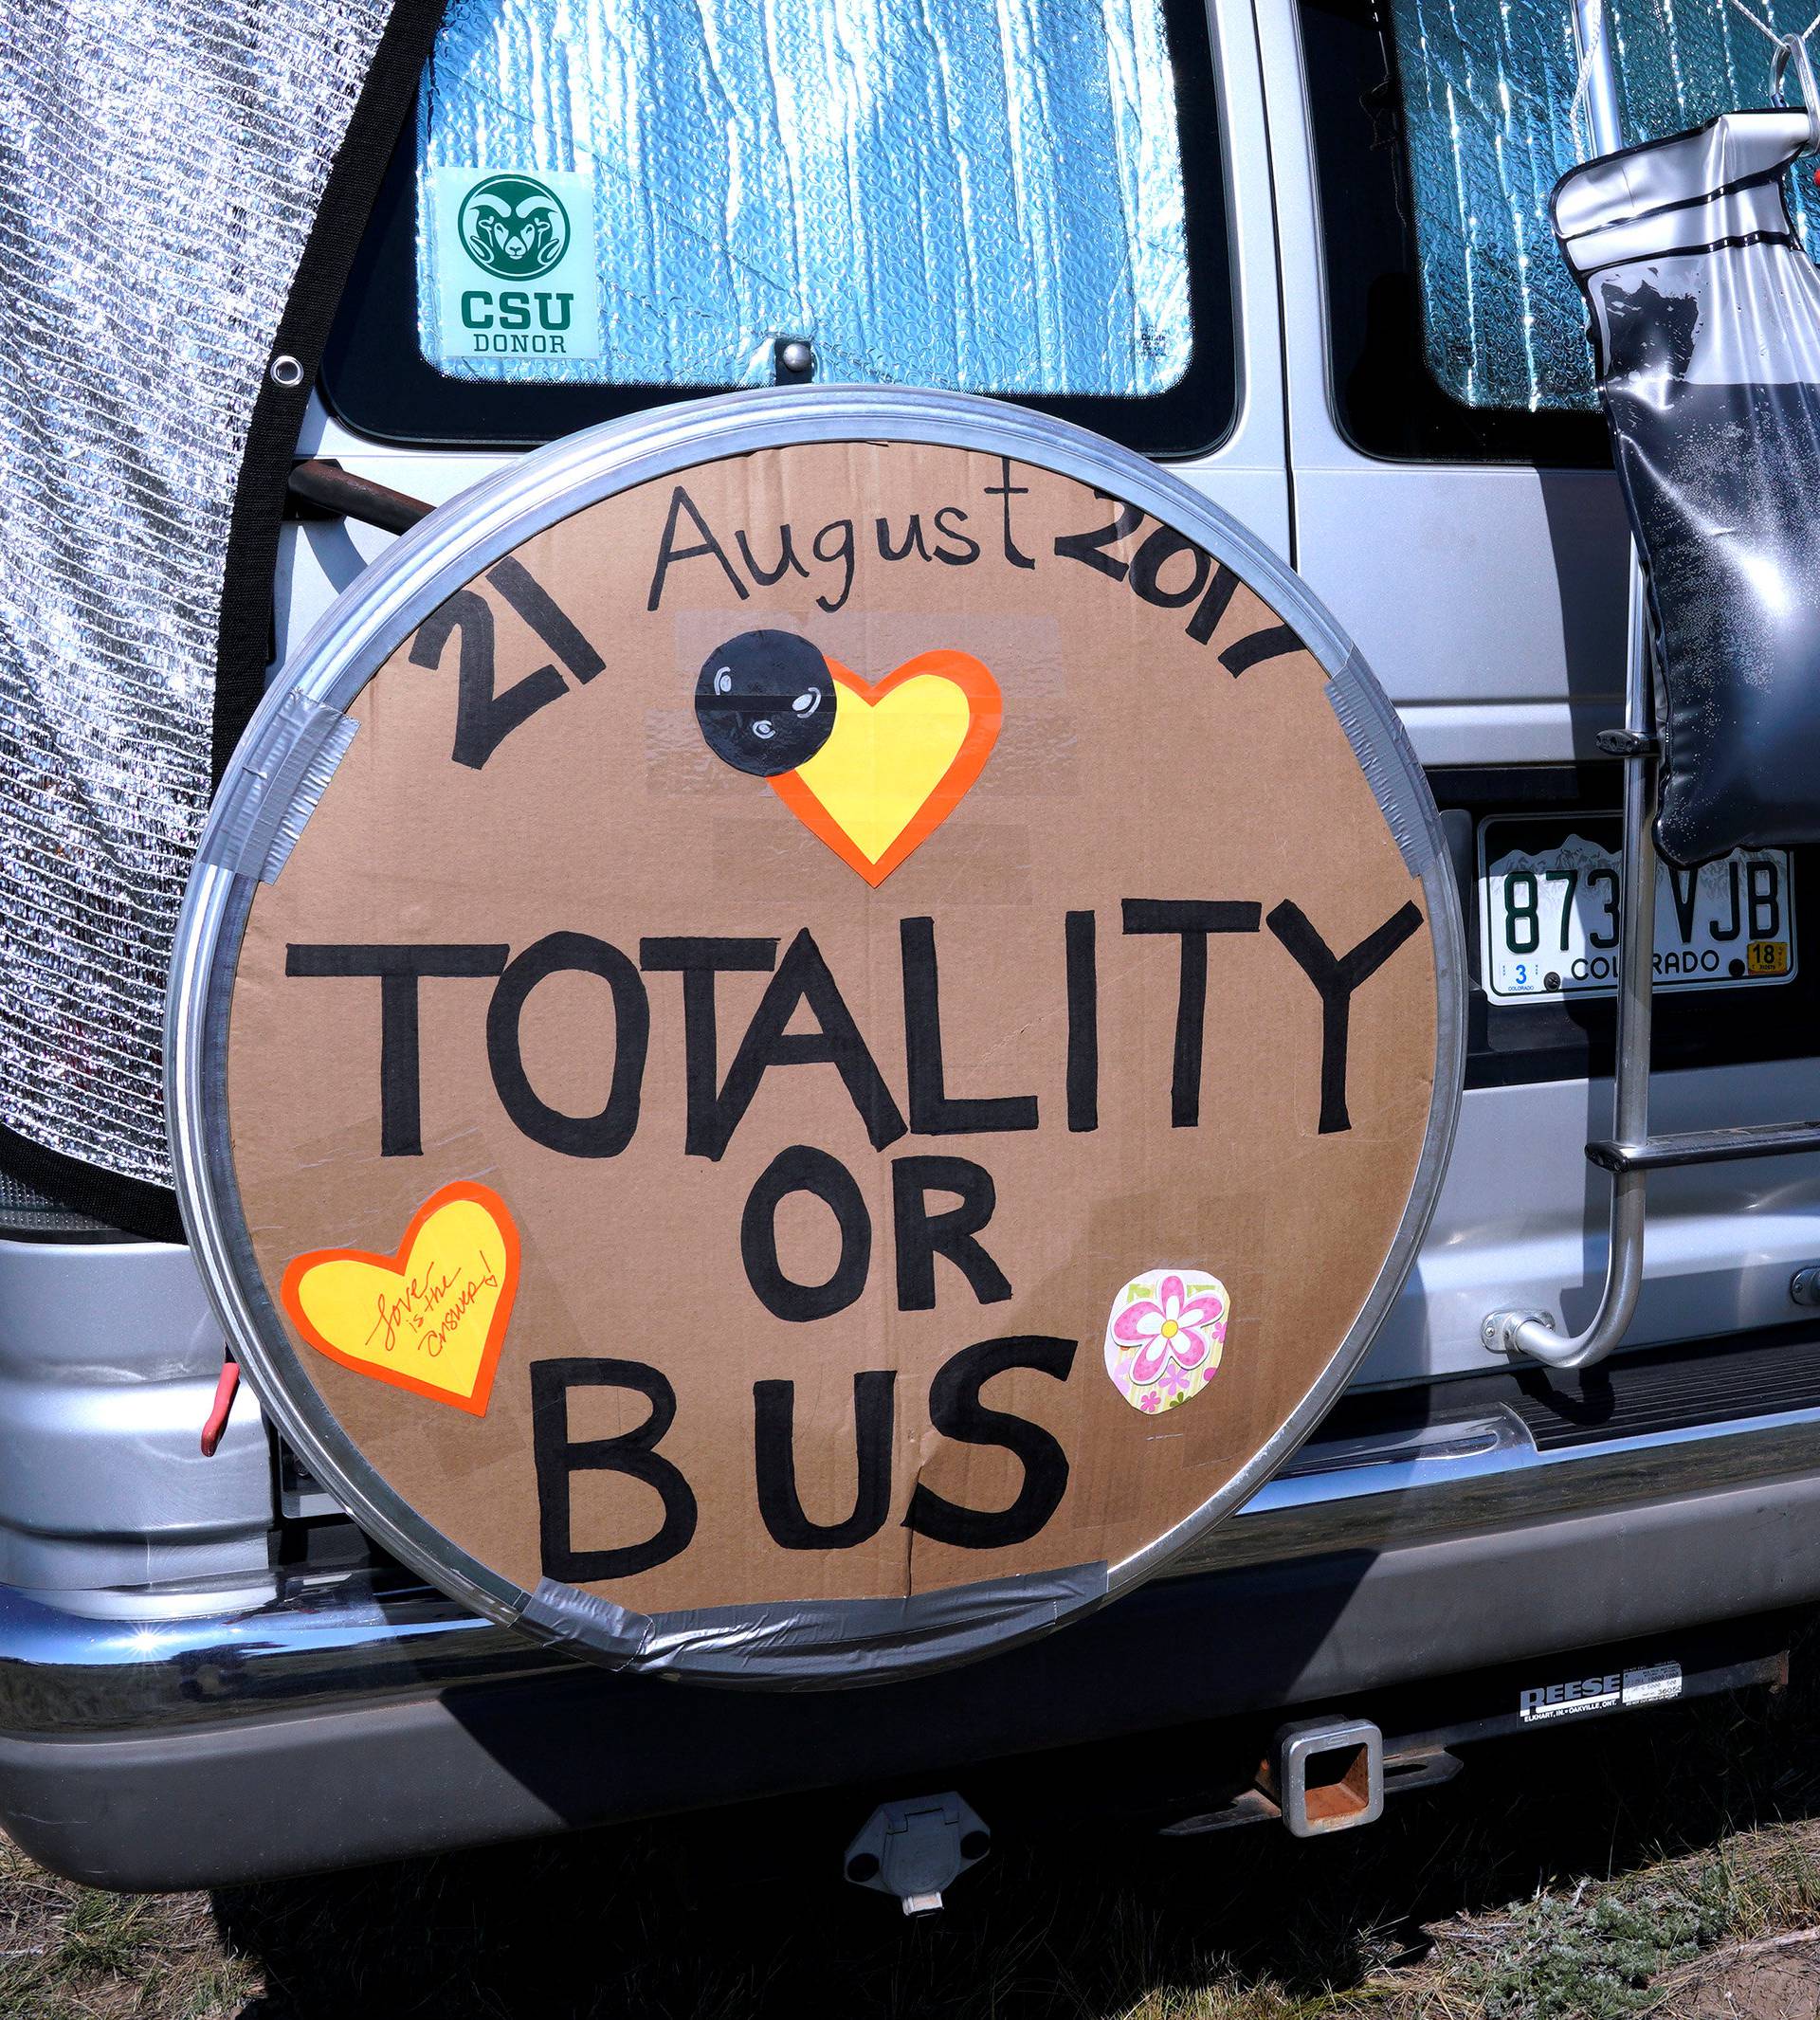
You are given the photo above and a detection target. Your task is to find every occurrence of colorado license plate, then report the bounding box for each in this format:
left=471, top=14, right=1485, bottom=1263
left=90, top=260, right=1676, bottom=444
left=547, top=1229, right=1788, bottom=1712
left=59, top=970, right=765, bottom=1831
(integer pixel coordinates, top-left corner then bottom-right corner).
left=1478, top=817, right=1797, bottom=1001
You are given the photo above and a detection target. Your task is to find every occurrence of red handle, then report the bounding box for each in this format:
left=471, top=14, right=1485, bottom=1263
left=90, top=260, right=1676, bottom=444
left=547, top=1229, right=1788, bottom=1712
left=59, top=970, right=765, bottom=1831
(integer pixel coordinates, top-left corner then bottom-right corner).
left=200, top=1358, right=240, bottom=1457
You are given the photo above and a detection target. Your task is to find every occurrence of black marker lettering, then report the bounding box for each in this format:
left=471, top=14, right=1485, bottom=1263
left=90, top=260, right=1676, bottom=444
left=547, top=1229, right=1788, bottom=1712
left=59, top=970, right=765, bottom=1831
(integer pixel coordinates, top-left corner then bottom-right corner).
left=811, top=518, right=856, bottom=613
left=740, top=1144, right=871, bottom=1322
left=901, top=916, right=1039, bottom=1136
left=531, top=1357, right=696, bottom=1581
left=285, top=943, right=506, bottom=1156
left=1121, top=900, right=1263, bottom=1126
left=892, top=1156, right=1011, bottom=1312
left=1185, top=563, right=1241, bottom=646
left=483, top=555, right=605, bottom=683
left=734, top=522, right=810, bottom=588
left=1065, top=909, right=1099, bottom=1134
left=646, top=484, right=749, bottom=611
left=1127, top=525, right=1211, bottom=610
left=876, top=513, right=930, bottom=563
left=1221, top=623, right=1302, bottom=677
left=902, top=1336, right=1077, bottom=1550
left=486, top=933, right=648, bottom=1156
left=1053, top=492, right=1142, bottom=582
left=985, top=457, right=1036, bottom=571
left=640, top=937, right=779, bottom=1158
left=932, top=504, right=980, bottom=565
left=1265, top=900, right=1423, bottom=1133
left=753, top=1370, right=895, bottom=1549
left=707, top=930, right=906, bottom=1160
left=413, top=589, right=567, bottom=772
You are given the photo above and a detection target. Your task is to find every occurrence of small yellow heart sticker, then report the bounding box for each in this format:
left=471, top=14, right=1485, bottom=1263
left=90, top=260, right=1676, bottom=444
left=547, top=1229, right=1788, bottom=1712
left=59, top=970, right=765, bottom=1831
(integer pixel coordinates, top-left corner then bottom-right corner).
left=771, top=649, right=1001, bottom=884
left=280, top=1182, right=519, bottom=1416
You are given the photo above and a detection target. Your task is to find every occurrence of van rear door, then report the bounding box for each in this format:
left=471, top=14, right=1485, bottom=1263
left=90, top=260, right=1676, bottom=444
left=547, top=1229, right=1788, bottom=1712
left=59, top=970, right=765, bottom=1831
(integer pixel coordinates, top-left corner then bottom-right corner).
left=1260, top=0, right=1820, bottom=1383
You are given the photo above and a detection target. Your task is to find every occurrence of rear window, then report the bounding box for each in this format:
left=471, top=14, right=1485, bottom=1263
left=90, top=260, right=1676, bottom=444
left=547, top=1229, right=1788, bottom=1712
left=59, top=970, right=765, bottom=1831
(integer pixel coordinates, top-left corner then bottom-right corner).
left=323, top=0, right=1234, bottom=455
left=1300, top=0, right=1820, bottom=462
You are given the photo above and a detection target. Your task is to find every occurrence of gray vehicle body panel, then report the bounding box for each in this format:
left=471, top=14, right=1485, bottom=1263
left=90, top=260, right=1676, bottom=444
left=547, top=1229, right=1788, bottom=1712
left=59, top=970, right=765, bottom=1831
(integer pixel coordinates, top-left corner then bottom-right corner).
left=3, top=0, right=1818, bottom=1885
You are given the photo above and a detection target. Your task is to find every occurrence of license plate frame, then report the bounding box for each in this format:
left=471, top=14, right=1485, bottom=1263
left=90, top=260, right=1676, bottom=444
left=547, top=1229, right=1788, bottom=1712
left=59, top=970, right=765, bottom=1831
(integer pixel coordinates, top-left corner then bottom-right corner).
left=1476, top=815, right=1798, bottom=1004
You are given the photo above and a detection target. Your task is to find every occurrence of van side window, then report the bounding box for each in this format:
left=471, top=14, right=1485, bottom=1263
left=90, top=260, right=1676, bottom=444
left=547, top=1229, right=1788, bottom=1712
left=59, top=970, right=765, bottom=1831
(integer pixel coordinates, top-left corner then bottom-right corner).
left=1301, top=0, right=1820, bottom=461
left=323, top=0, right=1234, bottom=454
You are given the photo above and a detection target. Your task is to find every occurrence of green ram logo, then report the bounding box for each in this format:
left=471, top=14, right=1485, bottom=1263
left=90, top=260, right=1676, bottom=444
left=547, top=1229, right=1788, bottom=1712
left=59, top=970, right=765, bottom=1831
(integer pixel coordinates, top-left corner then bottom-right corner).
left=457, top=173, right=571, bottom=281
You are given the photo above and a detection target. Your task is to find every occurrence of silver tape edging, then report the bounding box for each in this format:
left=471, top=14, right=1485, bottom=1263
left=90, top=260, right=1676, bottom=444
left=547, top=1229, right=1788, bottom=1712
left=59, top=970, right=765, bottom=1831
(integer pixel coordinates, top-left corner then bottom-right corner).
left=200, top=690, right=357, bottom=884
left=1324, top=650, right=1439, bottom=881
left=518, top=1562, right=1110, bottom=1689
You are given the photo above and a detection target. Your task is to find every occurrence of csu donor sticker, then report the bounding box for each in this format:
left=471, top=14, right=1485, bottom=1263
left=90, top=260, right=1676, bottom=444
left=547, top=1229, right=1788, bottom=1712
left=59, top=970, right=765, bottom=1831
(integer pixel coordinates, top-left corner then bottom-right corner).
left=171, top=389, right=1463, bottom=1686
left=426, top=165, right=603, bottom=363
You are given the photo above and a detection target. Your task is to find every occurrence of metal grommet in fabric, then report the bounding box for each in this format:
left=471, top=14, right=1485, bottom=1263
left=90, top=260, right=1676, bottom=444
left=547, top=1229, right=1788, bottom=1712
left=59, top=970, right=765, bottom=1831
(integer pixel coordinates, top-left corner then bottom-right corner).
left=269, top=354, right=305, bottom=389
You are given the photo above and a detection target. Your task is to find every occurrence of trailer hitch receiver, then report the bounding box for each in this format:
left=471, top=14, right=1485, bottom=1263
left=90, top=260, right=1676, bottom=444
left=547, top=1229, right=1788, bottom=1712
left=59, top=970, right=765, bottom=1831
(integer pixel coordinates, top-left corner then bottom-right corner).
left=1265, top=1719, right=1385, bottom=1837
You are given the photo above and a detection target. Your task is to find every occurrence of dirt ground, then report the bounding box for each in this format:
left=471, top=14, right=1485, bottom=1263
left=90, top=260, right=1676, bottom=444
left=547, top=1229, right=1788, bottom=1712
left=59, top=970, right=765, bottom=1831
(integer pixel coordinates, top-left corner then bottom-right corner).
left=1661, top=1934, right=1820, bottom=2020
left=10, top=1617, right=1820, bottom=2019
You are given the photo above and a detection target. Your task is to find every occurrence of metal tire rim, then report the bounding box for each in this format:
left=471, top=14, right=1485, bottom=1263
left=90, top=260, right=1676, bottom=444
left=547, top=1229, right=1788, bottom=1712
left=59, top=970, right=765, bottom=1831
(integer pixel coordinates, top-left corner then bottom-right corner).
left=167, top=385, right=1465, bottom=1683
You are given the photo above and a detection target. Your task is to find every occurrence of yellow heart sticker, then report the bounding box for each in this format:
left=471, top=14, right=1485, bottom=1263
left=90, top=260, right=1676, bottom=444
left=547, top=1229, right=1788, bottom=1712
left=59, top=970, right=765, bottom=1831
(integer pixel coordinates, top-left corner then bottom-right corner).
left=771, top=649, right=1001, bottom=884
left=280, top=1182, right=519, bottom=1416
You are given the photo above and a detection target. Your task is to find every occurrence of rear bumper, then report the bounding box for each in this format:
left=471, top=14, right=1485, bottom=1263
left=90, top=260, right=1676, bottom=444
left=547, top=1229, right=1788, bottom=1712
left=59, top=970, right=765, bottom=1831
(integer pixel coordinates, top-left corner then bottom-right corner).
left=4, top=1394, right=1820, bottom=1888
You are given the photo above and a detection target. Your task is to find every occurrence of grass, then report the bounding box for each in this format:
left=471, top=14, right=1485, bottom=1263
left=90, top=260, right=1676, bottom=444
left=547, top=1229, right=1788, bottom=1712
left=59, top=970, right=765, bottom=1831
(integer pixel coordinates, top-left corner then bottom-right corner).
left=0, top=1835, right=257, bottom=2017
left=10, top=1619, right=1820, bottom=2016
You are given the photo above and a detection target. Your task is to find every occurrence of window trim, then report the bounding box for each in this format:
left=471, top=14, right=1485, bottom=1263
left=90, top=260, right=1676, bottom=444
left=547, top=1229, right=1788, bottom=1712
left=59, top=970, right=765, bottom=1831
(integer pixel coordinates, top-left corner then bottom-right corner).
left=320, top=0, right=1237, bottom=459
left=1295, top=0, right=1612, bottom=468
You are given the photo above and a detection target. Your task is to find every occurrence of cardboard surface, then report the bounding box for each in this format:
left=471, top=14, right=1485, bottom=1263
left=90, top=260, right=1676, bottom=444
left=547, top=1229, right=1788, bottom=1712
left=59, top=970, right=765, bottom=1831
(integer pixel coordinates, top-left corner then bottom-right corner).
left=224, top=440, right=1440, bottom=1623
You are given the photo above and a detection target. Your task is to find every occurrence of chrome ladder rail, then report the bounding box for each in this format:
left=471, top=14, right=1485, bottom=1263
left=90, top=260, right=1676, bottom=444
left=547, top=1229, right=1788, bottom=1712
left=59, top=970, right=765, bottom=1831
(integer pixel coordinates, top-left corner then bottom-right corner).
left=1483, top=0, right=1820, bottom=1370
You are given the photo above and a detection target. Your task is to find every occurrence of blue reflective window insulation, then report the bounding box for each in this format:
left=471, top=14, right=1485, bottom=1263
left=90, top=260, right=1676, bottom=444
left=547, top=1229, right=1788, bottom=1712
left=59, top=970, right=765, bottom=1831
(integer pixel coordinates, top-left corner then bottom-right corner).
left=1386, top=0, right=1820, bottom=408
left=416, top=0, right=1193, bottom=397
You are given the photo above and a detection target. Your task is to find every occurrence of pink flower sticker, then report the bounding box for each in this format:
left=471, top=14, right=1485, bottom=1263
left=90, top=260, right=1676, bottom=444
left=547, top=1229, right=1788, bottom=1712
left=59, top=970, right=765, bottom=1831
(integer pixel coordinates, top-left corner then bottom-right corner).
left=1103, top=1268, right=1228, bottom=1414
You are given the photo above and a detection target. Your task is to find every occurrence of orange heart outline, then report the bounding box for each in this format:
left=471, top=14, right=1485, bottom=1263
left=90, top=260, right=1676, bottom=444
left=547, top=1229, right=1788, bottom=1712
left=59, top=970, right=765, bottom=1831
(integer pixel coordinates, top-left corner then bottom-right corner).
left=769, top=648, right=1002, bottom=886
left=279, top=1180, right=521, bottom=1418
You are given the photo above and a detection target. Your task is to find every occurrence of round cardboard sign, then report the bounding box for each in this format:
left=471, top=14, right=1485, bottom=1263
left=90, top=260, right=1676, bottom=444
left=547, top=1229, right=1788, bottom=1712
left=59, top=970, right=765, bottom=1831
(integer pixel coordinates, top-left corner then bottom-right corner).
left=171, top=390, right=1463, bottom=1686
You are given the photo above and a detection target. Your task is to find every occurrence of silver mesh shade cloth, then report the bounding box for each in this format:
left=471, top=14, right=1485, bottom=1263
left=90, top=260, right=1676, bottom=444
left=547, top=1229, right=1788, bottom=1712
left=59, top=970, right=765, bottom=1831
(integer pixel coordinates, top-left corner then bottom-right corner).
left=0, top=0, right=416, bottom=1211
left=1385, top=0, right=1820, bottom=409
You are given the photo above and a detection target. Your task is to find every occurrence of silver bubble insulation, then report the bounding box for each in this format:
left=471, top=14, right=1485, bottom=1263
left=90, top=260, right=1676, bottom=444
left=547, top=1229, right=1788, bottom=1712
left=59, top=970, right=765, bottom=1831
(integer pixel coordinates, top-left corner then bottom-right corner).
left=416, top=0, right=1192, bottom=395
left=1387, top=0, right=1820, bottom=409
left=0, top=1, right=398, bottom=1190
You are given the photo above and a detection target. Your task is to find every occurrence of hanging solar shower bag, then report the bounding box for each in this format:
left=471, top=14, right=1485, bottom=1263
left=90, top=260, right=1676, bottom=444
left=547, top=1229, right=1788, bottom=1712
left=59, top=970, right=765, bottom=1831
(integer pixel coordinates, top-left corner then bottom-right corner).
left=1555, top=110, right=1820, bottom=867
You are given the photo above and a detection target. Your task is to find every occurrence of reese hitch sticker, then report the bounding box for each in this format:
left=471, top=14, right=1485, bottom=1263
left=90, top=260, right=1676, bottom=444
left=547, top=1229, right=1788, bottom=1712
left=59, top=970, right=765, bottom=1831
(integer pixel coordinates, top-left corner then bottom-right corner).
left=1518, top=1661, right=1683, bottom=1723
left=428, top=166, right=603, bottom=363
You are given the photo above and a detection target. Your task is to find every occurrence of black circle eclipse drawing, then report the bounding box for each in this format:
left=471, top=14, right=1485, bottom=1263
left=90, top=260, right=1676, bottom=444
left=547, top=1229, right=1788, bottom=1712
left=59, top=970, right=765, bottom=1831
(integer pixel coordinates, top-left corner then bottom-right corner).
left=695, top=629, right=838, bottom=778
